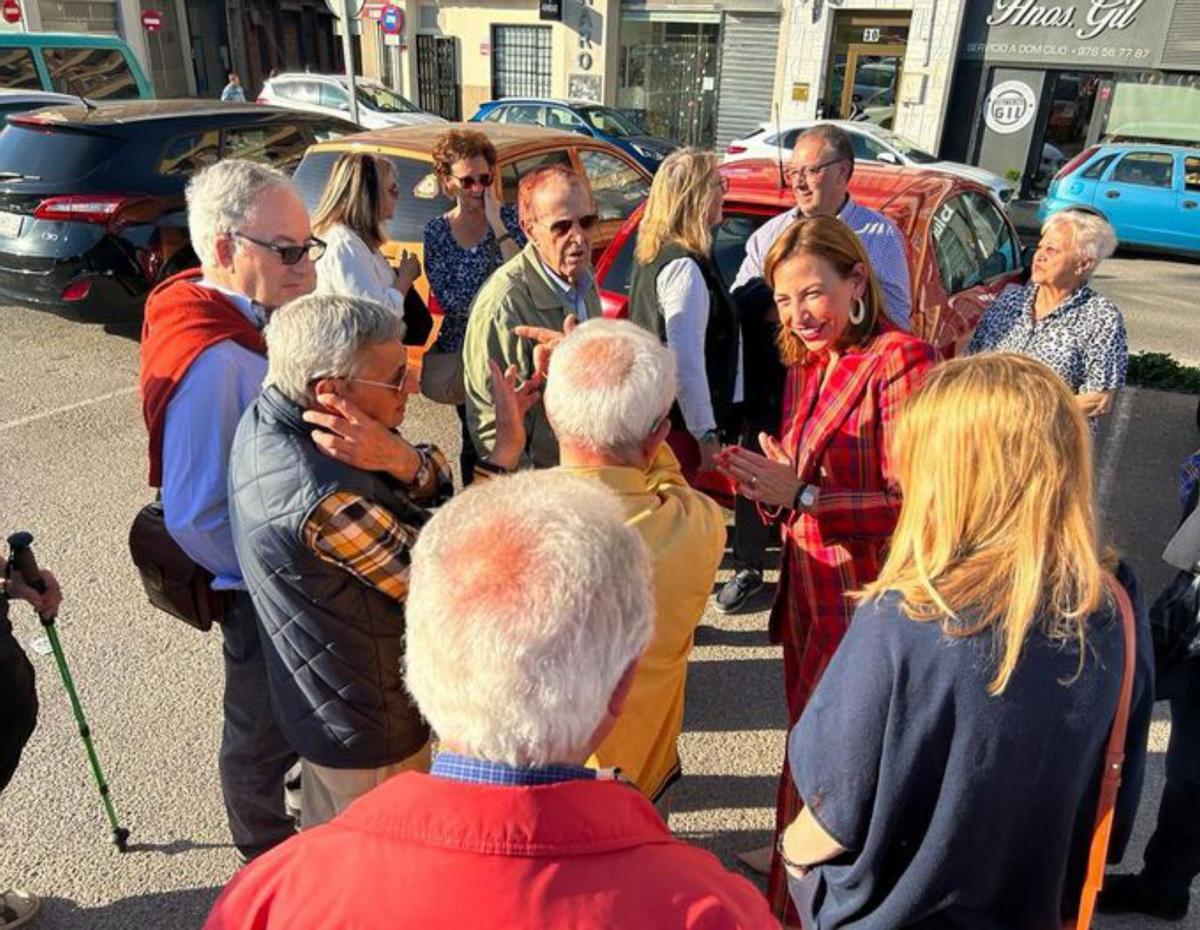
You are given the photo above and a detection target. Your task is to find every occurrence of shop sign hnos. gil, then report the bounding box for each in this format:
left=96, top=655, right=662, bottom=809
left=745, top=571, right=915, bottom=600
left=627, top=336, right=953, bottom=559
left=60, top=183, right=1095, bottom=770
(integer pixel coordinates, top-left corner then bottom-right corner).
left=986, top=0, right=1144, bottom=41
left=967, top=0, right=1164, bottom=65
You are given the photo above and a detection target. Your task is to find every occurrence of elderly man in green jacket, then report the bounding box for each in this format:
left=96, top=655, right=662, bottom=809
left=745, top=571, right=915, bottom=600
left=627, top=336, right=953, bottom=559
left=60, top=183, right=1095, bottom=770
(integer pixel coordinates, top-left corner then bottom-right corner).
left=461, top=163, right=601, bottom=469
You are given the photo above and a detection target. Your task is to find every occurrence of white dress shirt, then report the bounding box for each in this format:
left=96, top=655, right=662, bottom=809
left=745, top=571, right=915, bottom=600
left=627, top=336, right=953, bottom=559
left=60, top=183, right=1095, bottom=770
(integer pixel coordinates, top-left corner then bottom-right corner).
left=314, top=223, right=405, bottom=314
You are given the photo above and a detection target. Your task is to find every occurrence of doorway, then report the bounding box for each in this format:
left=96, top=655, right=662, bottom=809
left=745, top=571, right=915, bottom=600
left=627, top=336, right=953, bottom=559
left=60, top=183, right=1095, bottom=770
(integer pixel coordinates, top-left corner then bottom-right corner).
left=821, top=11, right=910, bottom=128
left=1029, top=71, right=1107, bottom=196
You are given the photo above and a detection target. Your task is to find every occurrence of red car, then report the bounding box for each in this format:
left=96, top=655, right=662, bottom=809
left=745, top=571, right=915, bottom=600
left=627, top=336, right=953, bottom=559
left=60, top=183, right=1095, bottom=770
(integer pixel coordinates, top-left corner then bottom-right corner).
left=595, top=157, right=1028, bottom=356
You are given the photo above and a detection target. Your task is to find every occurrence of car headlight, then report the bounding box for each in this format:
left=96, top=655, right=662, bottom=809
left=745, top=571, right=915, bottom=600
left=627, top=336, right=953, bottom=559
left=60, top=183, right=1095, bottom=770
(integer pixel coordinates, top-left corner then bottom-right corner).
left=631, top=143, right=662, bottom=161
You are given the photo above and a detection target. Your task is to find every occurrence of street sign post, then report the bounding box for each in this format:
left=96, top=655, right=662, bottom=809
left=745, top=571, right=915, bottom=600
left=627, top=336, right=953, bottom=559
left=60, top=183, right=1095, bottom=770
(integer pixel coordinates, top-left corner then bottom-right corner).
left=141, top=9, right=163, bottom=32
left=1, top=0, right=21, bottom=25
left=339, top=0, right=361, bottom=125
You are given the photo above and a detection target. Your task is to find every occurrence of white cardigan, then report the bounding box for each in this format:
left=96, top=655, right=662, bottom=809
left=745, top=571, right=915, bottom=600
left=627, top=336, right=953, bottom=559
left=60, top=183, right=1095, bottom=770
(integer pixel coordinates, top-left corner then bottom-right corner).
left=314, top=223, right=404, bottom=313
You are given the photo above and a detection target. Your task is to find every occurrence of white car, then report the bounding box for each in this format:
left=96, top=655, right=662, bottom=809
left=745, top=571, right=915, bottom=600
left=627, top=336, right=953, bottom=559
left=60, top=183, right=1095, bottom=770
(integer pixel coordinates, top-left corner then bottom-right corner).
left=257, top=73, right=444, bottom=131
left=725, top=119, right=1015, bottom=206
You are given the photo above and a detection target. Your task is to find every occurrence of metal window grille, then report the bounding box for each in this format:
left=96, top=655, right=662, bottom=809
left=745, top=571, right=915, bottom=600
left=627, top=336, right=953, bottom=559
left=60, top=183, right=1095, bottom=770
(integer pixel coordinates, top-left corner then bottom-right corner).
left=417, top=34, right=461, bottom=120
left=491, top=25, right=552, bottom=99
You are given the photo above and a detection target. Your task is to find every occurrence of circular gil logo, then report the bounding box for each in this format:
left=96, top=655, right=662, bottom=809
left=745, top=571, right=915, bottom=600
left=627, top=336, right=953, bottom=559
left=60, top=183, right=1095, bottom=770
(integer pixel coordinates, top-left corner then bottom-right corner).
left=984, top=80, right=1037, bottom=135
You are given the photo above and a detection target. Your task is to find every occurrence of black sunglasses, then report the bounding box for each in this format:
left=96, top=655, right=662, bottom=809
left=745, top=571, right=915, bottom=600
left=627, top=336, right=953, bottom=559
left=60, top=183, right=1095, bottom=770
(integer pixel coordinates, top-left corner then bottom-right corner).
left=543, top=214, right=600, bottom=237
left=233, top=231, right=326, bottom=266
left=452, top=172, right=493, bottom=190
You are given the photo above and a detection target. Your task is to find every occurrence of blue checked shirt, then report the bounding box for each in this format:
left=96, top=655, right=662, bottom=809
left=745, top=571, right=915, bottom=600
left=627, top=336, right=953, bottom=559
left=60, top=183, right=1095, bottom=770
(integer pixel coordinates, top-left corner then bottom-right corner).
left=431, top=751, right=600, bottom=787
left=732, top=196, right=912, bottom=329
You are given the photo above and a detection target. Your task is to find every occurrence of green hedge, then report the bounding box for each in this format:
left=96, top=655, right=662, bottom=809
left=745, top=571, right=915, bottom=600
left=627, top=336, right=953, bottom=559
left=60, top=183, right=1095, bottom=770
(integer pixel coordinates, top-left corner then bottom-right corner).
left=1127, top=352, right=1200, bottom=394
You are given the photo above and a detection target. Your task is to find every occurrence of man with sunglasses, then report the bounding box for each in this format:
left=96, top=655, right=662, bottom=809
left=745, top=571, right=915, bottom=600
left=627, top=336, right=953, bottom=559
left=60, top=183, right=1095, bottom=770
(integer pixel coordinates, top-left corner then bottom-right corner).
left=139, top=159, right=323, bottom=862
left=715, top=123, right=913, bottom=618
left=462, top=163, right=602, bottom=469
left=227, top=294, right=534, bottom=828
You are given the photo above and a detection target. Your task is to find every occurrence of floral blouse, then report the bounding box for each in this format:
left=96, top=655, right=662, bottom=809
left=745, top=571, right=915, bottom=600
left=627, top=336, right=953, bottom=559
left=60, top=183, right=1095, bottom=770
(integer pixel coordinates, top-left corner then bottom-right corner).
left=423, top=203, right=525, bottom=354
left=967, top=282, right=1128, bottom=395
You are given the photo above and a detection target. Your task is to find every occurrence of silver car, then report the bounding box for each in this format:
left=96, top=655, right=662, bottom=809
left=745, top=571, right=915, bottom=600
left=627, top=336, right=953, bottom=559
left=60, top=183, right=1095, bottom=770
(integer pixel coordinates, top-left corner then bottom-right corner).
left=257, top=73, right=444, bottom=131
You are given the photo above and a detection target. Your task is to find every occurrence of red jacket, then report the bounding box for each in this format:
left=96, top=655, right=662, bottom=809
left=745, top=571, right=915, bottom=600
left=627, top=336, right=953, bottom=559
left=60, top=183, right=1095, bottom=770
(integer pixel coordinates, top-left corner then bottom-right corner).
left=139, top=269, right=266, bottom=487
left=204, top=772, right=779, bottom=930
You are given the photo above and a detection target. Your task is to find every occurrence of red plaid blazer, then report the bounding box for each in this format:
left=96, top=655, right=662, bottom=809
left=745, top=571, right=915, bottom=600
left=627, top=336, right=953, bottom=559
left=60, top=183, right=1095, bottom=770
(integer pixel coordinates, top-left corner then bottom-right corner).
left=769, top=329, right=938, bottom=719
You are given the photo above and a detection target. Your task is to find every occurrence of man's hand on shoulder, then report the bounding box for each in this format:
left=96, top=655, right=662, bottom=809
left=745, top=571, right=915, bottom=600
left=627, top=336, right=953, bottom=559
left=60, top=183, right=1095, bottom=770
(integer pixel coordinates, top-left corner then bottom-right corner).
left=303, top=393, right=422, bottom=483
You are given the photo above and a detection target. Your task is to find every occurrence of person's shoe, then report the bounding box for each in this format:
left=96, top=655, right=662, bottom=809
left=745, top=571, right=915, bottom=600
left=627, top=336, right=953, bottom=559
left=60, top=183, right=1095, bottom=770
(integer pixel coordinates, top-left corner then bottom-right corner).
left=0, top=888, right=40, bottom=929
left=1097, top=872, right=1190, bottom=921
left=715, top=569, right=764, bottom=614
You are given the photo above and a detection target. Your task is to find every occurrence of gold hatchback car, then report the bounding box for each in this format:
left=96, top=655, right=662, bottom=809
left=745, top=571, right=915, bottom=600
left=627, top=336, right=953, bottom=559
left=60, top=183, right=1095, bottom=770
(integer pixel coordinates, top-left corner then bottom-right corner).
left=292, top=122, right=654, bottom=304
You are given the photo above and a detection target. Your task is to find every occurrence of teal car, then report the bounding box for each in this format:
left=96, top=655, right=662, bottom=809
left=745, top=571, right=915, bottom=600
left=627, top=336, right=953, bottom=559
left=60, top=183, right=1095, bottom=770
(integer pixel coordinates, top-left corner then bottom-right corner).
left=1040, top=143, right=1200, bottom=256
left=0, top=32, right=153, bottom=100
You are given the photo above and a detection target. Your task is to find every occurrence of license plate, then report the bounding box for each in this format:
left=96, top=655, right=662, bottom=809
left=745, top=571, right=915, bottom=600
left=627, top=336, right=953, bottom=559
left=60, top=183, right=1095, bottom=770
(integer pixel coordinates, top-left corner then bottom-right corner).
left=0, top=210, right=23, bottom=238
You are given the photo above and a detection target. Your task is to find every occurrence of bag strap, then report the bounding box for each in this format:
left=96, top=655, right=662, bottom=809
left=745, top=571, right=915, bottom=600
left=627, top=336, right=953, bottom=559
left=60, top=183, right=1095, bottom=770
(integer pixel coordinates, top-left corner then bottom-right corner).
left=1072, top=572, right=1137, bottom=930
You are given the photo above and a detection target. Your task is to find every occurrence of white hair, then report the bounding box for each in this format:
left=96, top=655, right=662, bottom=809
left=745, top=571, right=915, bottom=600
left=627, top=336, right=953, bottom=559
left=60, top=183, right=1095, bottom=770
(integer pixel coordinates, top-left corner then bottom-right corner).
left=1043, top=209, right=1118, bottom=273
left=405, top=471, right=654, bottom=767
left=544, top=318, right=677, bottom=456
left=263, top=294, right=405, bottom=407
left=186, top=159, right=294, bottom=267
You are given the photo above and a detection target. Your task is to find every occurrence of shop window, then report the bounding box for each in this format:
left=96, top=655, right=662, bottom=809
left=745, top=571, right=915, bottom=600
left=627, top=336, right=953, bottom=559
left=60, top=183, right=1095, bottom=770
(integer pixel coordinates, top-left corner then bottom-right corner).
left=491, top=25, right=551, bottom=99
left=41, top=46, right=139, bottom=100
left=1082, top=154, right=1117, bottom=180
left=578, top=149, right=650, bottom=222
left=1111, top=152, right=1174, bottom=188
left=0, top=49, right=40, bottom=90
left=930, top=195, right=985, bottom=295
left=158, top=131, right=221, bottom=177
left=499, top=149, right=572, bottom=203
left=960, top=192, right=1018, bottom=281
left=1186, top=157, right=1200, bottom=193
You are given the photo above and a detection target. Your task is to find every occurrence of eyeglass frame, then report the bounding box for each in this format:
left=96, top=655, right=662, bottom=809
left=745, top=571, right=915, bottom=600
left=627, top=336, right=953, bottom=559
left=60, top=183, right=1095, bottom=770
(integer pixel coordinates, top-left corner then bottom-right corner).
left=783, top=156, right=847, bottom=186
left=450, top=171, right=494, bottom=191
left=231, top=231, right=326, bottom=266
left=534, top=213, right=601, bottom=238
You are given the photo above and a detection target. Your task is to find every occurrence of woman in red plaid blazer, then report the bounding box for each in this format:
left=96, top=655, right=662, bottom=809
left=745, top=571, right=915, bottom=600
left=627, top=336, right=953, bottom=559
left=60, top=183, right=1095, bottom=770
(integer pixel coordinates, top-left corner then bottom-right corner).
left=719, top=216, right=937, bottom=926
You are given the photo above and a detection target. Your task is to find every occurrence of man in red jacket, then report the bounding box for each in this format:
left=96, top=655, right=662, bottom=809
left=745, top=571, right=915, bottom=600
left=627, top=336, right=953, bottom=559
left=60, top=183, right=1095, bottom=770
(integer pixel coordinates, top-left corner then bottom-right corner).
left=205, top=471, right=779, bottom=929
left=139, top=159, right=323, bottom=861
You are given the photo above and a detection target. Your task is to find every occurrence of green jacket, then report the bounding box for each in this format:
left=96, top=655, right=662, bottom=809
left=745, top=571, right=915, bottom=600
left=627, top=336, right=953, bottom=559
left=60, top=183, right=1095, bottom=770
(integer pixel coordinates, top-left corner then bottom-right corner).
left=462, top=242, right=602, bottom=468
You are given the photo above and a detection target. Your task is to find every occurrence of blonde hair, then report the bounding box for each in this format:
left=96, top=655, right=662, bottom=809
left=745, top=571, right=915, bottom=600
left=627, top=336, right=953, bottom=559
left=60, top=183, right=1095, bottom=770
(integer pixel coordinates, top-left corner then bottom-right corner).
left=764, top=215, right=889, bottom=367
left=634, top=148, right=720, bottom=264
left=861, top=353, right=1105, bottom=694
left=310, top=152, right=393, bottom=252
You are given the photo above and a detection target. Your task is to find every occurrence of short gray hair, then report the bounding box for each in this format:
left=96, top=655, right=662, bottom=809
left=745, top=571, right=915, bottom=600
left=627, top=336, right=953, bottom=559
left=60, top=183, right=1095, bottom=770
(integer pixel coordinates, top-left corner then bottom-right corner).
left=263, top=294, right=405, bottom=407
left=797, top=123, right=856, bottom=169
left=1042, top=209, right=1118, bottom=273
left=186, top=159, right=294, bottom=267
left=544, top=318, right=677, bottom=457
left=405, top=471, right=654, bottom=767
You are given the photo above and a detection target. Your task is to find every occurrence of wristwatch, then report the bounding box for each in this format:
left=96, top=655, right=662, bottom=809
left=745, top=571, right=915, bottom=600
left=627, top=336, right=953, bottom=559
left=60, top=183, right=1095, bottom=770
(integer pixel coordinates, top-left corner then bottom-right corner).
left=792, top=483, right=819, bottom=512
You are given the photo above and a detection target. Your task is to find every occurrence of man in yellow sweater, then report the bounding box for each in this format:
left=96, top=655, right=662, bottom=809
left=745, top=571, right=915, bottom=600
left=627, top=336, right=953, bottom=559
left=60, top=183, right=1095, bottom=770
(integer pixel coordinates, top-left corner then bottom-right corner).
left=538, top=318, right=726, bottom=804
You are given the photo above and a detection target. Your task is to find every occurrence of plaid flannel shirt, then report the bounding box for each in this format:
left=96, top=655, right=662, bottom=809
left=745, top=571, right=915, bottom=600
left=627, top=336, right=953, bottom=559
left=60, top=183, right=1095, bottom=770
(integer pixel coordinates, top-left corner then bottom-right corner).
left=301, top=444, right=452, bottom=602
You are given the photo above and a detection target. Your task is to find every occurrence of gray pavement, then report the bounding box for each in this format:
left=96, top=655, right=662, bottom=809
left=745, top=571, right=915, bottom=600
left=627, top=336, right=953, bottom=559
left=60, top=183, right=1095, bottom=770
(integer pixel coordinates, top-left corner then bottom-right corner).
left=0, top=297, right=1197, bottom=928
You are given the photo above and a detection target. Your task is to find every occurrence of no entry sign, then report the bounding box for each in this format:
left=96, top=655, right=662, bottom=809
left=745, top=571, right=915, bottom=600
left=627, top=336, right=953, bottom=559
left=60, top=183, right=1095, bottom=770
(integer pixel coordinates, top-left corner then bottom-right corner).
left=141, top=9, right=163, bottom=32
left=380, top=3, right=404, bottom=35
left=1, top=0, right=21, bottom=24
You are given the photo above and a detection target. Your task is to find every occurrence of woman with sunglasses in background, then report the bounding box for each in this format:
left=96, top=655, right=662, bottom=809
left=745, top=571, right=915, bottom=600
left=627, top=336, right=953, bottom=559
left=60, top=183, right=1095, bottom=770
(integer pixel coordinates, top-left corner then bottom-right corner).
left=312, top=152, right=422, bottom=312
left=629, top=149, right=739, bottom=480
left=422, top=129, right=525, bottom=484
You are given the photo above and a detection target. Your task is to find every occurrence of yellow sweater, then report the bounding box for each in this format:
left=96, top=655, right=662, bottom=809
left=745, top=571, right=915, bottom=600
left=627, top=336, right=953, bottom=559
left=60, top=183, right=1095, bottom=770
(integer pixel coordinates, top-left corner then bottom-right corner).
left=561, top=444, right=726, bottom=799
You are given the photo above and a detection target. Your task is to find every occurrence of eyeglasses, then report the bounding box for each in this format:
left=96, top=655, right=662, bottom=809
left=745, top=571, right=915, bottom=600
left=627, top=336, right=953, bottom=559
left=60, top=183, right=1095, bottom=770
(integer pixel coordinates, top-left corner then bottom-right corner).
left=232, top=231, right=326, bottom=265
left=539, top=213, right=600, bottom=238
left=783, top=157, right=846, bottom=186
left=451, top=172, right=493, bottom=190
left=344, top=368, right=409, bottom=394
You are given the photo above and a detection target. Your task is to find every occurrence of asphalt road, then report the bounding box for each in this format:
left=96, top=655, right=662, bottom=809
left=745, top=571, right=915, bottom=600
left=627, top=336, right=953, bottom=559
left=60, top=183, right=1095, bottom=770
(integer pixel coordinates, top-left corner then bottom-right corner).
left=0, top=284, right=1197, bottom=929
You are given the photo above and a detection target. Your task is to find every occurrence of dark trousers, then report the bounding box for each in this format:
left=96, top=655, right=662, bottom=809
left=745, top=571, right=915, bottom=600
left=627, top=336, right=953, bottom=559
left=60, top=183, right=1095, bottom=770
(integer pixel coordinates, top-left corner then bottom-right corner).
left=0, top=623, right=37, bottom=793
left=1143, top=675, right=1200, bottom=895
left=219, top=590, right=298, bottom=860
left=454, top=403, right=478, bottom=486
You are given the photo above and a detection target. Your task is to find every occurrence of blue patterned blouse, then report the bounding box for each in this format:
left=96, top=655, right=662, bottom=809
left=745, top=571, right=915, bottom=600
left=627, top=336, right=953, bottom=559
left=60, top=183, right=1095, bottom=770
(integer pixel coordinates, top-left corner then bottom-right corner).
left=423, top=203, right=525, bottom=354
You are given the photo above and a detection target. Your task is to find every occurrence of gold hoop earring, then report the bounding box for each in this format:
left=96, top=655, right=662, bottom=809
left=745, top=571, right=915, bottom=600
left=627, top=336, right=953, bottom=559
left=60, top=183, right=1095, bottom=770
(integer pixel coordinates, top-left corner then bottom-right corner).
left=849, top=296, right=866, bottom=326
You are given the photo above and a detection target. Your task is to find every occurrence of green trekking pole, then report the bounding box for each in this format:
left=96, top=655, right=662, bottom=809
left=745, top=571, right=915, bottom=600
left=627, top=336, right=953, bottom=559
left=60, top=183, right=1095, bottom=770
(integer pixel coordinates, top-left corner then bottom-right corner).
left=7, top=531, right=130, bottom=852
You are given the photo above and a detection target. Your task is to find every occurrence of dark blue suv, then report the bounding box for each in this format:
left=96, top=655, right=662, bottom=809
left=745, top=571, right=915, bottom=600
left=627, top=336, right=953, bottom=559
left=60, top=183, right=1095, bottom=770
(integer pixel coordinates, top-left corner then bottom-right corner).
left=471, top=98, right=677, bottom=172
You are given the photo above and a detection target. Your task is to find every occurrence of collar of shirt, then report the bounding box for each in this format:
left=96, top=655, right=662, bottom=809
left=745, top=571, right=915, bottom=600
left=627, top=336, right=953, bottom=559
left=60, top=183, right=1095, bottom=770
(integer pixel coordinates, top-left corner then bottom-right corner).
left=788, top=194, right=856, bottom=224
left=431, top=751, right=606, bottom=787
left=1027, top=282, right=1093, bottom=324
left=537, top=255, right=592, bottom=313
left=196, top=278, right=268, bottom=329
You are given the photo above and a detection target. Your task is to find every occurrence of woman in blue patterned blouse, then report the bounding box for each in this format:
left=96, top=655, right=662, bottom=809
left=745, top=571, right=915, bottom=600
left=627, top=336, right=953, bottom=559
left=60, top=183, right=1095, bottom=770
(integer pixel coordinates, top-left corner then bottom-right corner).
left=968, top=209, right=1127, bottom=424
left=423, top=129, right=526, bottom=483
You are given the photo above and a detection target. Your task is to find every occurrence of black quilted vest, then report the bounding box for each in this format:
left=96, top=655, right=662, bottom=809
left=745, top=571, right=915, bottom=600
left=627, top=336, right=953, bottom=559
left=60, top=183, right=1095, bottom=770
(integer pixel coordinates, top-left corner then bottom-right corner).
left=228, top=386, right=429, bottom=768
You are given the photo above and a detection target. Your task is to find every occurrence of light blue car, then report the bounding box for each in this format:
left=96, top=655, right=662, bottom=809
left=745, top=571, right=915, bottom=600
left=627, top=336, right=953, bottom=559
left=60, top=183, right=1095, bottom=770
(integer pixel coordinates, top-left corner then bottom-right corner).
left=1040, top=143, right=1200, bottom=256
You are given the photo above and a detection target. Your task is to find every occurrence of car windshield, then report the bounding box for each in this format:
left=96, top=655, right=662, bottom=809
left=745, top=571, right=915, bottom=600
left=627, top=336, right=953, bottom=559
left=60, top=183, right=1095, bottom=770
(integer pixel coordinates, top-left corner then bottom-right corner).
left=580, top=106, right=643, bottom=138
left=356, top=83, right=420, bottom=114
left=870, top=128, right=938, bottom=164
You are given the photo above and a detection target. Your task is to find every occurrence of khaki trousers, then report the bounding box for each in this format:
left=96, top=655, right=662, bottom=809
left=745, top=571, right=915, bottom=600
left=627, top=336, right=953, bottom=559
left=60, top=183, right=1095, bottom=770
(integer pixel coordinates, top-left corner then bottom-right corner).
left=300, top=741, right=432, bottom=829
